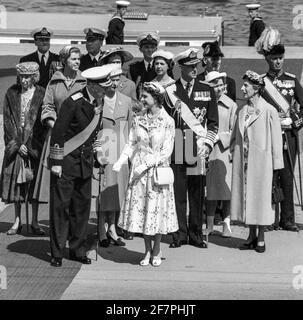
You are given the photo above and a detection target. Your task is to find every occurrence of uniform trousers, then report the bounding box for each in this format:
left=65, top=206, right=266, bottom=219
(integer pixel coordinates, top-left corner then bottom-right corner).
left=171, top=164, right=205, bottom=243
left=49, top=172, right=92, bottom=259
left=277, top=131, right=297, bottom=226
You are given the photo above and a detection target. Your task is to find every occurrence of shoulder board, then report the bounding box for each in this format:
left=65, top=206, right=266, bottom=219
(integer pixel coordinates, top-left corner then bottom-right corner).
left=285, top=72, right=296, bottom=78
left=71, top=92, right=83, bottom=101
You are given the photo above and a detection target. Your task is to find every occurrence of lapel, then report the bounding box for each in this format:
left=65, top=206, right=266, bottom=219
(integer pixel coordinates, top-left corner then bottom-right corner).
left=33, top=52, right=40, bottom=64
left=23, top=86, right=44, bottom=143
left=7, top=85, right=22, bottom=136
left=118, top=76, right=127, bottom=92
left=238, top=105, right=247, bottom=137
left=81, top=88, right=94, bottom=120
left=114, top=91, right=127, bottom=120
left=175, top=78, right=190, bottom=106
left=219, top=94, right=231, bottom=109
left=248, top=105, right=263, bottom=128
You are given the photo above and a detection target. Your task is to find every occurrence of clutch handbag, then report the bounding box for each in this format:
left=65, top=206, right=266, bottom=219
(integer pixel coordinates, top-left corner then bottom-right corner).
left=153, top=167, right=174, bottom=186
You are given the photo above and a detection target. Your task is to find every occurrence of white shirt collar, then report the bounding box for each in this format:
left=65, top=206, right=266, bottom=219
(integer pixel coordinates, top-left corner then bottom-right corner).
left=144, top=59, right=153, bottom=71
left=37, top=51, right=49, bottom=63
left=180, top=77, right=194, bottom=88
left=89, top=52, right=101, bottom=62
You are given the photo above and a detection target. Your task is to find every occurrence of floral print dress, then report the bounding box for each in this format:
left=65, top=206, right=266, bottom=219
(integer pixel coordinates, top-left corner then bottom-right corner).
left=118, top=107, right=179, bottom=236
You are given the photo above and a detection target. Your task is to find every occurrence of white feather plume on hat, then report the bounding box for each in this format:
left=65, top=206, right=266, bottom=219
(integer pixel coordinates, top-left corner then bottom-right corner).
left=255, top=27, right=281, bottom=55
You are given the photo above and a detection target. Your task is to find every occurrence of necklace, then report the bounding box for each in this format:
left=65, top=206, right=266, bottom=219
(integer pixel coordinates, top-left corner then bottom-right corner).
left=147, top=109, right=161, bottom=119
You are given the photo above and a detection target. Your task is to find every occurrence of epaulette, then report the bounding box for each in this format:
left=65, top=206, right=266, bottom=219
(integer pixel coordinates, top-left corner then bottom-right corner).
left=285, top=72, right=296, bottom=78
left=71, top=92, right=83, bottom=101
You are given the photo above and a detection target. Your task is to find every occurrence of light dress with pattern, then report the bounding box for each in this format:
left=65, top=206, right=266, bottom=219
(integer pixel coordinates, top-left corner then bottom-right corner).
left=118, top=107, right=179, bottom=236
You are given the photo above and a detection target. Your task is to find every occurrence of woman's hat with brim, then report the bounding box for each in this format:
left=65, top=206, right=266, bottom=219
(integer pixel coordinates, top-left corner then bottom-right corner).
left=152, top=50, right=174, bottom=61
left=205, top=71, right=227, bottom=83
left=100, top=47, right=134, bottom=64
left=81, top=64, right=115, bottom=87
left=242, top=70, right=265, bottom=86
left=16, top=62, right=39, bottom=75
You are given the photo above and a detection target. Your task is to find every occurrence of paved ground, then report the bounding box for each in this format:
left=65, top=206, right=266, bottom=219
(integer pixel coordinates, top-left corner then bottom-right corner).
left=0, top=203, right=302, bottom=300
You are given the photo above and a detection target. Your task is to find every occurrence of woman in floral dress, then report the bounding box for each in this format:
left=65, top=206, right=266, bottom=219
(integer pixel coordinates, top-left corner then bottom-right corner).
left=113, top=82, right=178, bottom=266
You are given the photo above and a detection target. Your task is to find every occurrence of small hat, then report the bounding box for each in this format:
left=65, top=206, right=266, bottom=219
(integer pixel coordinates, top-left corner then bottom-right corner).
left=242, top=70, right=265, bottom=86
left=202, top=41, right=224, bottom=58
left=246, top=3, right=261, bottom=10
left=136, top=32, right=160, bottom=47
left=174, top=48, right=201, bottom=66
left=116, top=1, right=130, bottom=6
left=31, top=27, right=53, bottom=40
left=81, top=64, right=114, bottom=87
left=142, top=82, right=165, bottom=94
left=16, top=62, right=39, bottom=75
left=84, top=28, right=107, bottom=40
left=255, top=28, right=284, bottom=56
left=151, top=50, right=174, bottom=61
left=100, top=47, right=133, bottom=64
left=205, top=71, right=227, bottom=83
left=110, top=64, right=123, bottom=77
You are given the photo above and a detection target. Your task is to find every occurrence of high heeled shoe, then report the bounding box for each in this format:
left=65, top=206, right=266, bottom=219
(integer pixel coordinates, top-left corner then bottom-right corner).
left=151, top=251, right=162, bottom=267
left=239, top=238, right=257, bottom=250
left=140, top=251, right=152, bottom=266
left=255, top=243, right=266, bottom=253
left=7, top=224, right=22, bottom=235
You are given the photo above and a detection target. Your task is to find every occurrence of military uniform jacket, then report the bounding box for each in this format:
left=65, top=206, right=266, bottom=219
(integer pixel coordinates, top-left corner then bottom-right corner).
left=49, top=88, right=102, bottom=179
left=129, top=60, right=157, bottom=90
left=170, top=78, right=219, bottom=165
left=20, top=51, right=60, bottom=88
left=248, top=17, right=265, bottom=46
left=197, top=72, right=237, bottom=102
left=106, top=15, right=125, bottom=44
left=79, top=53, right=104, bottom=72
left=261, top=72, right=303, bottom=131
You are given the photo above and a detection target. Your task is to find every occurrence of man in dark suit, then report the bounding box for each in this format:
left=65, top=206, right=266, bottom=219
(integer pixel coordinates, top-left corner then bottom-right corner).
left=49, top=64, right=114, bottom=267
left=129, top=32, right=159, bottom=98
left=79, top=28, right=106, bottom=71
left=19, top=27, right=59, bottom=89
left=246, top=4, right=265, bottom=46
left=197, top=41, right=236, bottom=102
left=106, top=0, right=130, bottom=44
left=168, top=48, right=219, bottom=249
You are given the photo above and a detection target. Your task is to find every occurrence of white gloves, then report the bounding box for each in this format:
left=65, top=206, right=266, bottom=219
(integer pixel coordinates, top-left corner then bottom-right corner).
left=280, top=117, right=293, bottom=126
left=112, top=154, right=128, bottom=172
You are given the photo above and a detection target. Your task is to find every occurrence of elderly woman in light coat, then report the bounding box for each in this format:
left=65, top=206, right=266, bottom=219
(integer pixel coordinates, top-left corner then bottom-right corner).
left=230, top=70, right=284, bottom=253
left=205, top=71, right=237, bottom=237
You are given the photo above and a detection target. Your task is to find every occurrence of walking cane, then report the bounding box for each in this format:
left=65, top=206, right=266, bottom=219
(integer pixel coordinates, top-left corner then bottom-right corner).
left=284, top=133, right=302, bottom=210
left=95, top=166, right=103, bottom=261
left=25, top=184, right=29, bottom=233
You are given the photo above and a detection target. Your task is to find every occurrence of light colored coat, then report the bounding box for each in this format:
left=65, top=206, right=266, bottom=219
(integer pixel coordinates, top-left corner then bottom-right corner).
left=230, top=97, right=284, bottom=225
left=117, top=75, right=137, bottom=101
left=92, top=91, right=133, bottom=212
left=206, top=94, right=237, bottom=200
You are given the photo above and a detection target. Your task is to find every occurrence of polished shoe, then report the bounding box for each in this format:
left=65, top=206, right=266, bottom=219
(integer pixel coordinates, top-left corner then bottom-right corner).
left=140, top=251, right=152, bottom=266
left=69, top=254, right=91, bottom=264
left=281, top=224, right=299, bottom=232
left=31, top=225, right=45, bottom=236
left=239, top=238, right=258, bottom=250
left=50, top=257, right=62, bottom=267
left=123, top=231, right=134, bottom=240
left=7, top=224, right=22, bottom=235
left=255, top=243, right=266, bottom=253
left=107, top=233, right=126, bottom=246
left=151, top=251, right=162, bottom=267
left=189, top=240, right=208, bottom=248
left=99, top=239, right=110, bottom=247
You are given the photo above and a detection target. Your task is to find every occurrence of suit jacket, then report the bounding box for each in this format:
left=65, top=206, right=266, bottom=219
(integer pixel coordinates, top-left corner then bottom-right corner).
left=171, top=78, right=218, bottom=165
left=117, top=75, right=137, bottom=100
left=80, top=53, right=104, bottom=72
left=197, top=72, right=237, bottom=102
left=49, top=88, right=102, bottom=179
left=20, top=51, right=60, bottom=89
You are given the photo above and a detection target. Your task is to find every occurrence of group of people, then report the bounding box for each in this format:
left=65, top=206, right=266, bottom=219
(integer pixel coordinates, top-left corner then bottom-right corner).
left=0, top=21, right=302, bottom=268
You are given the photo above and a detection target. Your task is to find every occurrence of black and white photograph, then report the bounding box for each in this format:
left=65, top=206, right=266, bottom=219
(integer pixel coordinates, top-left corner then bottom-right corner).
left=0, top=0, right=302, bottom=305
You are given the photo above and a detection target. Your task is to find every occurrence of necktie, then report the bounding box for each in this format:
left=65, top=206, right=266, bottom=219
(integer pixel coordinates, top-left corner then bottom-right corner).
left=147, top=63, right=152, bottom=73
left=185, top=82, right=192, bottom=96
left=92, top=58, right=98, bottom=67
left=41, top=54, right=46, bottom=68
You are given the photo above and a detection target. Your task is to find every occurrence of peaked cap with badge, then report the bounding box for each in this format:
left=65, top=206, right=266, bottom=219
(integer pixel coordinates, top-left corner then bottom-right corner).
left=174, top=48, right=201, bottom=66
left=84, top=28, right=107, bottom=41
left=31, top=27, right=53, bottom=40
left=136, top=32, right=160, bottom=47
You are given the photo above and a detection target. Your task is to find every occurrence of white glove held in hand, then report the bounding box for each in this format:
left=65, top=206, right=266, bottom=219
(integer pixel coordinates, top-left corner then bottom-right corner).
left=280, top=117, right=293, bottom=126
left=112, top=154, right=128, bottom=172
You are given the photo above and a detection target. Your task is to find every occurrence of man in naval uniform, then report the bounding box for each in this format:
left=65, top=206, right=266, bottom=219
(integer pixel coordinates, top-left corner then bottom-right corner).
left=79, top=28, right=106, bottom=71
left=168, top=48, right=219, bottom=248
left=20, top=27, right=59, bottom=88
left=246, top=3, right=265, bottom=46
left=260, top=42, right=303, bottom=232
left=129, top=32, right=160, bottom=98
left=48, top=64, right=114, bottom=267
left=106, top=1, right=130, bottom=45
left=197, top=41, right=236, bottom=102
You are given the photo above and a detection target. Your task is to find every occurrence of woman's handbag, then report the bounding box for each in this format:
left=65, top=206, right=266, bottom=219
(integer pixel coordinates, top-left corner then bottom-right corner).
left=153, top=166, right=174, bottom=186
left=272, top=185, right=284, bottom=204
left=17, top=157, right=34, bottom=184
